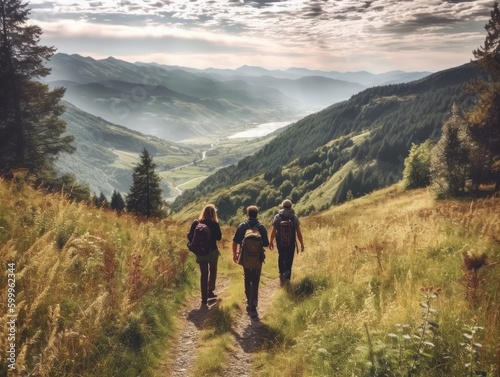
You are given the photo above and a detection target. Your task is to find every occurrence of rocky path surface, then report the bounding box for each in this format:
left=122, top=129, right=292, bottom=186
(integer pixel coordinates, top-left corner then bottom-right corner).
left=160, top=275, right=280, bottom=377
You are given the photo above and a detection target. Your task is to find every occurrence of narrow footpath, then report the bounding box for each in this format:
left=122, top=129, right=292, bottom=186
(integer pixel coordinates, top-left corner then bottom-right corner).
left=159, top=275, right=280, bottom=377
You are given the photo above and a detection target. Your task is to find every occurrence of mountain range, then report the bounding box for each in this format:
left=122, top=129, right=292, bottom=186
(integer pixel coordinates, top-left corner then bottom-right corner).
left=46, top=53, right=430, bottom=142
left=170, top=62, right=481, bottom=222
left=45, top=53, right=444, bottom=201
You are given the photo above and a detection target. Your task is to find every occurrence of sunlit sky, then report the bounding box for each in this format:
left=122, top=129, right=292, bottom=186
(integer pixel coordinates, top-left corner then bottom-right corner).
left=27, top=0, right=495, bottom=73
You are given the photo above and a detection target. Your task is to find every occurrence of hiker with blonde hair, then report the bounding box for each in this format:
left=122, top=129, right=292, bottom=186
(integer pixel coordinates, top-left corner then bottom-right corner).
left=187, top=204, right=222, bottom=306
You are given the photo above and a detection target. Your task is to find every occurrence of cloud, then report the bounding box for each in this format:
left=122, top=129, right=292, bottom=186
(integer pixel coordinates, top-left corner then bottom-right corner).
left=28, top=0, right=494, bottom=72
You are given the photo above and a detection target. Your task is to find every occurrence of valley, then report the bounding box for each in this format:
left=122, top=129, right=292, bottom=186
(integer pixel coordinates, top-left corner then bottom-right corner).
left=49, top=55, right=488, bottom=229
left=163, top=120, right=296, bottom=201
left=3, top=1, right=500, bottom=376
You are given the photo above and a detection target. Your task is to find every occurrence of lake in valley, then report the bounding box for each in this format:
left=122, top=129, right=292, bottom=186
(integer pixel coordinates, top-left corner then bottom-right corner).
left=227, top=121, right=292, bottom=139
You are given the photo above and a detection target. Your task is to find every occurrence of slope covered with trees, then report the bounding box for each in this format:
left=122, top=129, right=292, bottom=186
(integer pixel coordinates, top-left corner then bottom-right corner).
left=172, top=63, right=482, bottom=221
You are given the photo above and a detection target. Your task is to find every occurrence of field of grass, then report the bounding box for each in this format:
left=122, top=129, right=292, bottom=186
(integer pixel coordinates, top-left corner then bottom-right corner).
left=2, top=176, right=499, bottom=377
left=168, top=185, right=500, bottom=376
left=0, top=177, right=197, bottom=377
left=253, top=185, right=500, bottom=376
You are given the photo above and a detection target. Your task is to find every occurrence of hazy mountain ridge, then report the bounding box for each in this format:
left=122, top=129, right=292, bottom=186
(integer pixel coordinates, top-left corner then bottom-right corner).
left=46, top=54, right=306, bottom=141
left=47, top=53, right=430, bottom=141
left=173, top=64, right=431, bottom=86
left=171, top=62, right=480, bottom=221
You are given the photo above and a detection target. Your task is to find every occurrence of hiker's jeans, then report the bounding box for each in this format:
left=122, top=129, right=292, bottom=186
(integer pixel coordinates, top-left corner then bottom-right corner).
left=278, top=246, right=295, bottom=282
left=243, top=267, right=261, bottom=308
left=199, top=259, right=217, bottom=303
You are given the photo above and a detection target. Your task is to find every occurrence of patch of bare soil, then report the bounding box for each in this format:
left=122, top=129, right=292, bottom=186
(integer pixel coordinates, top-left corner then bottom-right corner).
left=159, top=275, right=280, bottom=377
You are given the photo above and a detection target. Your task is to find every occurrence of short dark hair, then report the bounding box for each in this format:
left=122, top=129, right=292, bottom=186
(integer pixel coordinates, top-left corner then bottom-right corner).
left=247, top=205, right=258, bottom=218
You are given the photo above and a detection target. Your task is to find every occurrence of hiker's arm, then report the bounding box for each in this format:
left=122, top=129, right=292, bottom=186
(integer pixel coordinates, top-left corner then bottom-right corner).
left=260, top=224, right=270, bottom=247
left=214, top=223, right=222, bottom=241
left=269, top=227, right=276, bottom=251
left=232, top=241, right=239, bottom=263
left=296, top=225, right=304, bottom=252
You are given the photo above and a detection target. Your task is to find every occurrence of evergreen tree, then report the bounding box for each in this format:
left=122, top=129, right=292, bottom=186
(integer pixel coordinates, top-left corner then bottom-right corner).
left=403, top=140, right=432, bottom=189
left=126, top=148, right=164, bottom=217
left=110, top=190, right=125, bottom=213
left=468, top=1, right=500, bottom=187
left=431, top=105, right=471, bottom=197
left=93, top=192, right=109, bottom=208
left=0, top=0, right=74, bottom=174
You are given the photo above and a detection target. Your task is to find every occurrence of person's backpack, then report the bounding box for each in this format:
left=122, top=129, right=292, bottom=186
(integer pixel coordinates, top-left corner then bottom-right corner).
left=187, top=221, right=211, bottom=256
left=238, top=223, right=264, bottom=269
left=278, top=215, right=295, bottom=248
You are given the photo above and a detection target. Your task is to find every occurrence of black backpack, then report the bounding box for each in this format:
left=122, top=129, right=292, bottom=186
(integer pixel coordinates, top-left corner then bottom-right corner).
left=278, top=214, right=295, bottom=248
left=187, top=221, right=211, bottom=256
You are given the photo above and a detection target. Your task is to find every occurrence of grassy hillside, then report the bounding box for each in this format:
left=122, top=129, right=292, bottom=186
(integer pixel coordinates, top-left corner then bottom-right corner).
left=0, top=177, right=194, bottom=377
left=1, top=177, right=499, bottom=376
left=171, top=185, right=500, bottom=377
left=256, top=186, right=500, bottom=376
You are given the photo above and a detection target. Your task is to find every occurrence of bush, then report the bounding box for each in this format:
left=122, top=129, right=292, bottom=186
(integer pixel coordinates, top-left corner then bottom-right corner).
left=403, top=141, right=432, bottom=189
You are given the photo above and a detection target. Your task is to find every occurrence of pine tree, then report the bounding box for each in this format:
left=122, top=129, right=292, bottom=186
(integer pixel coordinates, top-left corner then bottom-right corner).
left=110, top=190, right=126, bottom=213
left=473, top=1, right=500, bottom=81
left=93, top=192, right=109, bottom=208
left=126, top=148, right=164, bottom=217
left=468, top=1, right=500, bottom=188
left=0, top=0, right=74, bottom=174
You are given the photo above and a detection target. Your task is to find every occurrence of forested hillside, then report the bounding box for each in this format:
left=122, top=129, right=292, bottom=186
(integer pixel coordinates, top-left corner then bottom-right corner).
left=56, top=102, right=197, bottom=196
left=172, top=63, right=481, bottom=221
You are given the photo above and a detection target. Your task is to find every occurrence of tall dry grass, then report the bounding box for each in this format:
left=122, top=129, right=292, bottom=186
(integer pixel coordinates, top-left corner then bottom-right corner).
left=3, top=177, right=498, bottom=376
left=0, top=177, right=192, bottom=376
left=256, top=185, right=500, bottom=376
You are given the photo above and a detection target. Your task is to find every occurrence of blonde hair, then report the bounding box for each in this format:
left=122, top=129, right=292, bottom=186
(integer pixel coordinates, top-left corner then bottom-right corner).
left=199, top=204, right=218, bottom=222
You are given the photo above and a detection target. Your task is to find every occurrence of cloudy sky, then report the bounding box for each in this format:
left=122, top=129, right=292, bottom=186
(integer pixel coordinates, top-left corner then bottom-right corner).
left=28, top=0, right=495, bottom=73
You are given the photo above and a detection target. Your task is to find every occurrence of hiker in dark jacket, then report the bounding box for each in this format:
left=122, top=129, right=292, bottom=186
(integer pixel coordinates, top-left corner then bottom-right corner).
left=187, top=204, right=222, bottom=306
left=269, top=199, right=304, bottom=285
left=232, top=205, right=269, bottom=317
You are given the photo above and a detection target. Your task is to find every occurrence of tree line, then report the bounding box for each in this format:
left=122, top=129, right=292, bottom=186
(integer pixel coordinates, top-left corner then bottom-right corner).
left=403, top=2, right=500, bottom=197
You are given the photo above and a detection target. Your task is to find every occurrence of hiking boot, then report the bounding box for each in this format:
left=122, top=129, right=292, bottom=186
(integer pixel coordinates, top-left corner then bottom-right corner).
left=207, top=290, right=217, bottom=299
left=249, top=308, right=258, bottom=318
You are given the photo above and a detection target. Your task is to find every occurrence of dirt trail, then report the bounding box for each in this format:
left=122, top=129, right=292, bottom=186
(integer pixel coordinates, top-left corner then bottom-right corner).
left=222, top=276, right=280, bottom=377
left=160, top=275, right=280, bottom=377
